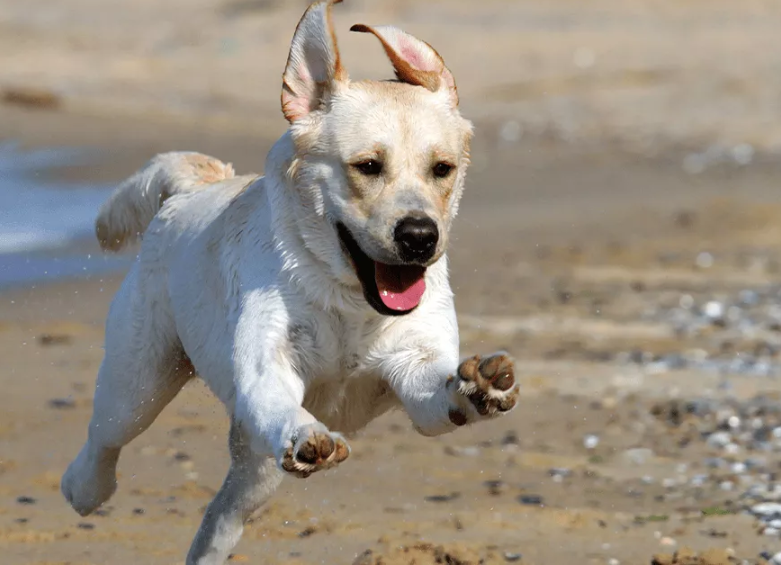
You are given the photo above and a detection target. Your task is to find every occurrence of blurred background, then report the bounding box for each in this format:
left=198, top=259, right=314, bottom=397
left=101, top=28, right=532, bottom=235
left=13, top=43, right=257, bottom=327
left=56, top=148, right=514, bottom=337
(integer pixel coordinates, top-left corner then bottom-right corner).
left=2, top=1, right=781, bottom=564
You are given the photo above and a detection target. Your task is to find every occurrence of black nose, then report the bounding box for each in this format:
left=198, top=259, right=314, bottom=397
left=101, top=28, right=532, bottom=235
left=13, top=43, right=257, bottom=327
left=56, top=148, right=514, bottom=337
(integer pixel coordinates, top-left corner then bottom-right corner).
left=394, top=216, right=439, bottom=262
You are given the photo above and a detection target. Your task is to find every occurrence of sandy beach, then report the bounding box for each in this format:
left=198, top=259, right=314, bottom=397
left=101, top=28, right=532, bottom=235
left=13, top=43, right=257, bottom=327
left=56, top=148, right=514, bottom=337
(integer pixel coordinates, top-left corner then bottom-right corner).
left=2, top=1, right=781, bottom=563
left=3, top=0, right=781, bottom=152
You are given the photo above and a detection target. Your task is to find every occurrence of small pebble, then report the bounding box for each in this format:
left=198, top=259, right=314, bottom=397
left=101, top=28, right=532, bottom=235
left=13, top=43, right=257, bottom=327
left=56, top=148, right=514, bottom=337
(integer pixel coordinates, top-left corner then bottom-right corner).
left=690, top=474, right=707, bottom=487
left=443, top=445, right=480, bottom=457
left=518, top=494, right=544, bottom=506
left=424, top=492, right=460, bottom=503
left=16, top=496, right=36, bottom=505
left=503, top=552, right=522, bottom=562
left=484, top=480, right=505, bottom=496
left=706, top=432, right=732, bottom=449
left=739, top=289, right=760, bottom=306
left=751, top=502, right=781, bottom=517
left=501, top=430, right=520, bottom=445
left=548, top=467, right=572, bottom=479
left=703, top=300, right=724, bottom=319
left=724, top=443, right=740, bottom=456
left=48, top=398, right=76, bottom=409
left=705, top=457, right=725, bottom=469
left=696, top=252, right=715, bottom=269
left=731, top=462, right=747, bottom=474
left=37, top=333, right=71, bottom=346
left=583, top=434, right=600, bottom=449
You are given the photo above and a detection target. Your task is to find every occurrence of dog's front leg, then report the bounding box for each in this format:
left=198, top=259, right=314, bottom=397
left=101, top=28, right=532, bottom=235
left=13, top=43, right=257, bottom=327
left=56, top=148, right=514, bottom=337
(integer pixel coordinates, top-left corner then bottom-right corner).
left=187, top=317, right=350, bottom=565
left=382, top=341, right=520, bottom=437
left=232, top=360, right=351, bottom=478
left=187, top=368, right=351, bottom=565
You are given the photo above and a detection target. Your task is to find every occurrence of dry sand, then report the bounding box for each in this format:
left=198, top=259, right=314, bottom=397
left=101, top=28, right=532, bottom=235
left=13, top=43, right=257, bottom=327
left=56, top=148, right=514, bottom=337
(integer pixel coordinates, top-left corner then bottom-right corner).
left=2, top=0, right=781, bottom=563
left=1, top=0, right=781, bottom=152
left=2, top=103, right=781, bottom=563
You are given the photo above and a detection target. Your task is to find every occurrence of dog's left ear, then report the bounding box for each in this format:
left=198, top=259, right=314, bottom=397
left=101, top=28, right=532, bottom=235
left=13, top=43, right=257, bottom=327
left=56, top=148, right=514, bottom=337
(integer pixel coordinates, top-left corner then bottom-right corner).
left=350, top=24, right=458, bottom=107
left=282, top=0, right=347, bottom=123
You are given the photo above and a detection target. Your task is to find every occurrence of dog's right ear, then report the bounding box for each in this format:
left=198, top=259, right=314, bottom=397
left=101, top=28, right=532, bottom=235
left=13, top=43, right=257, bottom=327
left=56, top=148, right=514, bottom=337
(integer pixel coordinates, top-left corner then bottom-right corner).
left=350, top=24, right=458, bottom=107
left=282, top=0, right=347, bottom=123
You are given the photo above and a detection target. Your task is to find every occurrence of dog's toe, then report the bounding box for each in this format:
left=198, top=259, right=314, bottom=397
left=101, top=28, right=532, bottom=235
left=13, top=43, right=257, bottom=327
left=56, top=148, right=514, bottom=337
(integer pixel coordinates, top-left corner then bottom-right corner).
left=280, top=426, right=350, bottom=478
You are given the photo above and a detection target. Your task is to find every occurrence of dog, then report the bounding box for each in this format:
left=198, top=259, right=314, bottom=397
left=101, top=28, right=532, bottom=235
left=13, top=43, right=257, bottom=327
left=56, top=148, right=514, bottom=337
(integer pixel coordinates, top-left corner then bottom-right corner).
left=61, top=1, right=519, bottom=563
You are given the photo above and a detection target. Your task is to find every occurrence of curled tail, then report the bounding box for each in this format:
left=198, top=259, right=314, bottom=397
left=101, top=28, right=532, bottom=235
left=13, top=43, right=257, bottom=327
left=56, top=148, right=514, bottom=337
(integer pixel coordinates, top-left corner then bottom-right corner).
left=96, top=152, right=235, bottom=251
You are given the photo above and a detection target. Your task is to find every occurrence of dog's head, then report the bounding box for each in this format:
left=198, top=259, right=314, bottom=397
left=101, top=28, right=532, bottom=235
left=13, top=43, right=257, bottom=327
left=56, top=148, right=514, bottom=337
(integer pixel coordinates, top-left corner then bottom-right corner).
left=280, top=0, right=473, bottom=316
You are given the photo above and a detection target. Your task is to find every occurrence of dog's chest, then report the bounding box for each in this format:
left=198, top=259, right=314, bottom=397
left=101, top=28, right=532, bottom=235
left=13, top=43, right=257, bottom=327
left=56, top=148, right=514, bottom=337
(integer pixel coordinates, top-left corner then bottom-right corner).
left=289, top=311, right=381, bottom=381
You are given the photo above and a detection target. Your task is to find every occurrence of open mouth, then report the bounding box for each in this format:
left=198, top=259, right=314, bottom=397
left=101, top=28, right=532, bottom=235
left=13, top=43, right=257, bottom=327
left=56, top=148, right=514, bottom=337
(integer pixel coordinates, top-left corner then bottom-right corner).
left=336, top=223, right=426, bottom=316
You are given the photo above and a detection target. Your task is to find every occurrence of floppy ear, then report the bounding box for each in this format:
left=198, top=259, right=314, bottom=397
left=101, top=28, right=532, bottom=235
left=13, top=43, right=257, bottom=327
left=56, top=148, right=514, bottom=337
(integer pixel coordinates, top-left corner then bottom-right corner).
left=282, top=0, right=347, bottom=123
left=349, top=24, right=458, bottom=107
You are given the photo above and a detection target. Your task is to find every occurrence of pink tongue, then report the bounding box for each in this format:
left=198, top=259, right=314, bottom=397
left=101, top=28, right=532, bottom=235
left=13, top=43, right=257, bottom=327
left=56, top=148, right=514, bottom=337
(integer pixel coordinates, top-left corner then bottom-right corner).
left=374, top=263, right=427, bottom=312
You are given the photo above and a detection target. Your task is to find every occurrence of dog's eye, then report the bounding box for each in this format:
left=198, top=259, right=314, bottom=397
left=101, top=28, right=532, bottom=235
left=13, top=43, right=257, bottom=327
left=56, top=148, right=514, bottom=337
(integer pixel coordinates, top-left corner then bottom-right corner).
left=353, top=160, right=383, bottom=176
left=432, top=162, right=454, bottom=178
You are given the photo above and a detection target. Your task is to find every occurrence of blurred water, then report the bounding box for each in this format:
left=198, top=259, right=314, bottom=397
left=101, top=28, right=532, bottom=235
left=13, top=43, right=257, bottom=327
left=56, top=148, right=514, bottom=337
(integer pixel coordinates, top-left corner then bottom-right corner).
left=0, top=142, right=132, bottom=288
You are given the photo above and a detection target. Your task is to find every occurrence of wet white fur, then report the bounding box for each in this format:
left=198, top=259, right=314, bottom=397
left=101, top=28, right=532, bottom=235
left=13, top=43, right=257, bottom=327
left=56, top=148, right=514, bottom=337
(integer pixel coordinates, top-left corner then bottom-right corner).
left=61, top=2, right=517, bottom=564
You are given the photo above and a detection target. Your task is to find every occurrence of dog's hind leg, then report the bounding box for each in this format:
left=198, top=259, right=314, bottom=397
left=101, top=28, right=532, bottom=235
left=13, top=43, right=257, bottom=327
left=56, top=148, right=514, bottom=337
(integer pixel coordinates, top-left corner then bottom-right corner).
left=186, top=420, right=283, bottom=565
left=62, top=265, right=192, bottom=516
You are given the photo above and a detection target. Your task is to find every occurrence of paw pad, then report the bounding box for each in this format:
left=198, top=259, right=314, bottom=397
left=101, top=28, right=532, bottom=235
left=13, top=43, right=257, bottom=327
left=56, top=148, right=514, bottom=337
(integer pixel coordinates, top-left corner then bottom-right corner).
left=453, top=353, right=518, bottom=421
left=281, top=428, right=350, bottom=478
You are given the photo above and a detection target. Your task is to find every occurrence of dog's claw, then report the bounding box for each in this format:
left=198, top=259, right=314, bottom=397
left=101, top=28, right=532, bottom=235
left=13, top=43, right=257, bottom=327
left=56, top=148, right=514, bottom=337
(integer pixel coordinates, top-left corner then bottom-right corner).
left=280, top=426, right=350, bottom=478
left=449, top=352, right=518, bottom=426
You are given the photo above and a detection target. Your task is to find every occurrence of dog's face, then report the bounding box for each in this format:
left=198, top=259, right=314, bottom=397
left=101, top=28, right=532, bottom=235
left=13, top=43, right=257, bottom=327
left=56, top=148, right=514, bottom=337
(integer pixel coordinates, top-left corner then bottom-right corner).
left=281, top=1, right=473, bottom=316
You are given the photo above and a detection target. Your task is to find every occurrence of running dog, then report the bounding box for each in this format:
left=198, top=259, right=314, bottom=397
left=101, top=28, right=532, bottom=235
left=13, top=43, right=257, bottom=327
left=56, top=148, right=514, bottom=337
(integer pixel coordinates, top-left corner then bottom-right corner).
left=61, top=1, right=519, bottom=563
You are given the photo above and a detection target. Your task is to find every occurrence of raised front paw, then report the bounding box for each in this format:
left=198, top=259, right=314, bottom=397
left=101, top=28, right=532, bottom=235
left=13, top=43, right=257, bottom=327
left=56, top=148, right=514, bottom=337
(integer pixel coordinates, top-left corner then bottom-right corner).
left=279, top=424, right=350, bottom=479
left=447, top=353, right=518, bottom=426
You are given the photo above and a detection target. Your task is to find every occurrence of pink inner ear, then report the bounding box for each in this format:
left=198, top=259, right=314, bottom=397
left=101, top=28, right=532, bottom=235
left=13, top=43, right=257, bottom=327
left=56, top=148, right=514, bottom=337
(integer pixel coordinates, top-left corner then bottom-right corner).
left=399, top=40, right=431, bottom=71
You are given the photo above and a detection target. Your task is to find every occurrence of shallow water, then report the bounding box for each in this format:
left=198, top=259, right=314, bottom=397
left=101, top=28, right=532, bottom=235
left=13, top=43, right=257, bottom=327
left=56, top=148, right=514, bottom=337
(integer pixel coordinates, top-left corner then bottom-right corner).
left=0, top=142, right=132, bottom=288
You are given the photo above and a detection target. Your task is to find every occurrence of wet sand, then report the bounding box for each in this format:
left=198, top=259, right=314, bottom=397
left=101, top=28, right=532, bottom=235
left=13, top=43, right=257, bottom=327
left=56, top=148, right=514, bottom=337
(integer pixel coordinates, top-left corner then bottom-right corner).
left=3, top=0, right=781, bottom=562
left=2, top=101, right=781, bottom=564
